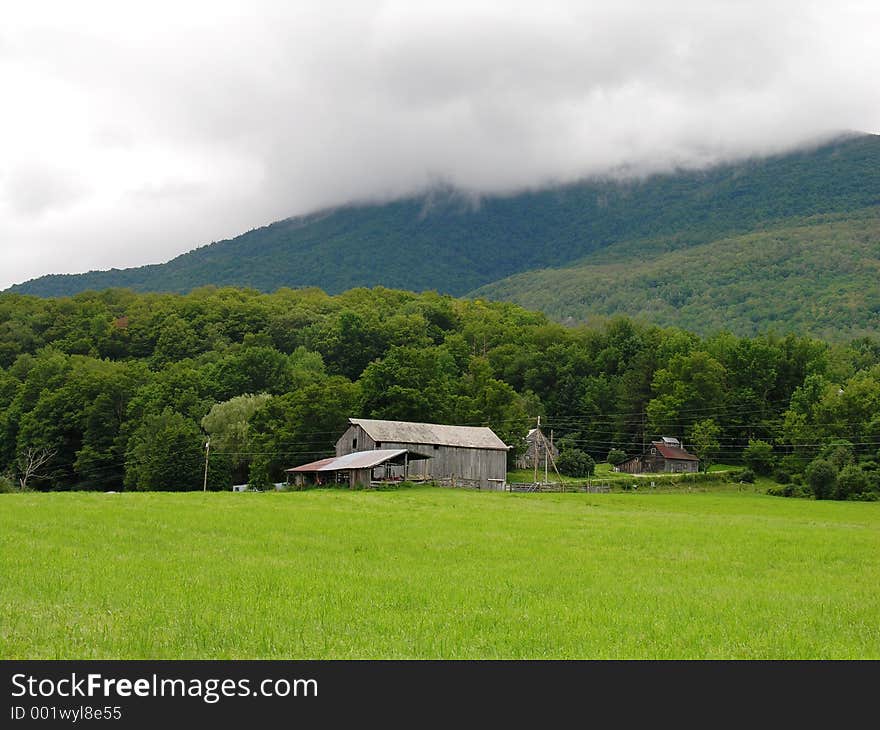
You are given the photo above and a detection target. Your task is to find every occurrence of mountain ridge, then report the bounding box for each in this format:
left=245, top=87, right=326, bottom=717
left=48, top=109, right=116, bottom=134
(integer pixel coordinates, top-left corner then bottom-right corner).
left=9, top=133, right=879, bottom=299
left=7, top=133, right=880, bottom=339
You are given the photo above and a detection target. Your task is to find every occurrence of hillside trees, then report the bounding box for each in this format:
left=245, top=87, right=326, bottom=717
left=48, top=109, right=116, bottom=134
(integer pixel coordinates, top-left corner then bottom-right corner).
left=248, top=377, right=362, bottom=481
left=688, top=419, right=721, bottom=473
left=742, top=439, right=775, bottom=475
left=648, top=351, right=726, bottom=438
left=201, top=393, right=273, bottom=481
left=805, top=459, right=838, bottom=500
left=123, top=409, right=209, bottom=491
left=0, top=286, right=878, bottom=493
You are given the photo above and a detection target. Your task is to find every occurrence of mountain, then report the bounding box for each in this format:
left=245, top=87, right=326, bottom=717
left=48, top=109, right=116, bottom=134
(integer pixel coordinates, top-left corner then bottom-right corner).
left=8, top=133, right=880, bottom=338
left=472, top=208, right=880, bottom=340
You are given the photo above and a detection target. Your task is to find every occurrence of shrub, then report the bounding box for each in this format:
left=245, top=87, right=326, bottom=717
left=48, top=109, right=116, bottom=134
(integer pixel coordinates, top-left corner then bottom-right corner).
left=779, top=454, right=807, bottom=477
left=835, top=465, right=868, bottom=500
left=247, top=456, right=272, bottom=491
left=859, top=461, right=879, bottom=492
left=805, top=459, right=838, bottom=500
left=0, top=475, right=16, bottom=493
left=772, top=469, right=791, bottom=484
left=743, top=439, right=775, bottom=475
left=607, top=449, right=627, bottom=466
left=820, top=442, right=855, bottom=471
left=767, top=482, right=811, bottom=498
left=738, top=468, right=756, bottom=483
left=557, top=448, right=596, bottom=478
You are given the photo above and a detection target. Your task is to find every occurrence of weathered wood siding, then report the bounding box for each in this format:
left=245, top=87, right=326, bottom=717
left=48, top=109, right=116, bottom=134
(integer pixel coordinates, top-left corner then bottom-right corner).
left=664, top=459, right=699, bottom=473
left=349, top=468, right=372, bottom=488
left=515, top=437, right=559, bottom=470
left=335, top=425, right=507, bottom=489
left=617, top=455, right=699, bottom=474
left=336, top=425, right=377, bottom=454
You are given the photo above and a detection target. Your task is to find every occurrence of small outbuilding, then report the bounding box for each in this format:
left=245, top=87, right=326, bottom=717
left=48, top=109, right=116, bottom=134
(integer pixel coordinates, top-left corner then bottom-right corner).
left=515, top=428, right=559, bottom=470
left=285, top=448, right=430, bottom=489
left=617, top=437, right=699, bottom=474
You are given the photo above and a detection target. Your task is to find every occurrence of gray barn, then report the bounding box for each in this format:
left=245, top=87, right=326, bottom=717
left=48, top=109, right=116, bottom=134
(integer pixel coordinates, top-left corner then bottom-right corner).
left=336, top=418, right=510, bottom=490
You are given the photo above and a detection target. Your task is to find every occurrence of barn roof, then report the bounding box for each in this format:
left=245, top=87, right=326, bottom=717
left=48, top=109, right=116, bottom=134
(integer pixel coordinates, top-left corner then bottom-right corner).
left=651, top=440, right=699, bottom=461
left=286, top=448, right=429, bottom=473
left=349, top=418, right=509, bottom=451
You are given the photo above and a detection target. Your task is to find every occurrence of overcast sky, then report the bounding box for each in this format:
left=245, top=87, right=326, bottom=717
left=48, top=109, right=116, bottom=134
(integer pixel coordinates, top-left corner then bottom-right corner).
left=1, top=0, right=879, bottom=290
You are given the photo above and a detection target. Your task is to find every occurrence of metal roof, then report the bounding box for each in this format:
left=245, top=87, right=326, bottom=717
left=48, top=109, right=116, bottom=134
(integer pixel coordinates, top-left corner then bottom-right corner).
left=651, top=440, right=699, bottom=461
left=349, top=418, right=509, bottom=451
left=286, top=449, right=428, bottom=473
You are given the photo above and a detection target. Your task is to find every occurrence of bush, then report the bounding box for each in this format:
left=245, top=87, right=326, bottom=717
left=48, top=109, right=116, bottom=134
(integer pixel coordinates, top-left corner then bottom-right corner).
left=743, top=439, right=775, bottom=475
left=805, top=458, right=838, bottom=500
left=820, top=442, right=855, bottom=471
left=767, top=482, right=811, bottom=498
left=779, top=454, right=807, bottom=477
left=772, top=469, right=791, bottom=484
left=859, top=461, right=879, bottom=492
left=607, top=449, right=627, bottom=466
left=835, top=465, right=868, bottom=500
left=557, top=448, right=596, bottom=478
left=738, top=468, right=756, bottom=483
left=248, top=456, right=272, bottom=491
left=0, top=475, right=16, bottom=493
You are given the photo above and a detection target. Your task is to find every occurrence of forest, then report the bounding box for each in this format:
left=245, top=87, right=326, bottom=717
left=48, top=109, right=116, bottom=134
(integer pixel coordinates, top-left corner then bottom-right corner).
left=475, top=208, right=880, bottom=340
left=1, top=286, right=879, bottom=499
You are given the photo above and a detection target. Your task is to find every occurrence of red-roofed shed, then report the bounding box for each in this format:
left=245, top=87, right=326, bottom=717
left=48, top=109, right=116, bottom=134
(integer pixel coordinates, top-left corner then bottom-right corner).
left=617, top=437, right=699, bottom=474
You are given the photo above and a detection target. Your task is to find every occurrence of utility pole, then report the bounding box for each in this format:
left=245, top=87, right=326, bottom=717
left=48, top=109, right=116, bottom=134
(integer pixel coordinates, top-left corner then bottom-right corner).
left=533, top=416, right=540, bottom=484
left=539, top=427, right=565, bottom=491
left=203, top=437, right=210, bottom=492
left=544, top=432, right=548, bottom=485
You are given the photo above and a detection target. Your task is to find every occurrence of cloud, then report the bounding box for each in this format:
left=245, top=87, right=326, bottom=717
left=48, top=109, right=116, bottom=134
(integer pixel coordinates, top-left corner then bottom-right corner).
left=1, top=0, right=879, bottom=289
left=2, top=164, right=90, bottom=217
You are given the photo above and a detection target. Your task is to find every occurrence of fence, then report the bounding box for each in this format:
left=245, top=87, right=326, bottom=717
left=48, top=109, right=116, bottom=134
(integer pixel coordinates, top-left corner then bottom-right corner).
left=433, top=476, right=487, bottom=490
left=506, top=481, right=611, bottom=493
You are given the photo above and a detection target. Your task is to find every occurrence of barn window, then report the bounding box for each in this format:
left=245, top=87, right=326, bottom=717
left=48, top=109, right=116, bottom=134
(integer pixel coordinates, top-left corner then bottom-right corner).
left=375, top=441, right=382, bottom=447
left=352, top=438, right=357, bottom=449
left=650, top=448, right=656, bottom=455
left=433, top=445, right=439, bottom=450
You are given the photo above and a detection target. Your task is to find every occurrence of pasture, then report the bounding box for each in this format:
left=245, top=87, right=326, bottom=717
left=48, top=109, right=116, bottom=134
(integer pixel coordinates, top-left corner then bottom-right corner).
left=1, top=487, right=878, bottom=659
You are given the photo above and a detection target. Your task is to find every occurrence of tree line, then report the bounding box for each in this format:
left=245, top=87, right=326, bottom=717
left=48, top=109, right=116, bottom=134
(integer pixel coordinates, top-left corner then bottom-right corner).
left=1, top=286, right=879, bottom=499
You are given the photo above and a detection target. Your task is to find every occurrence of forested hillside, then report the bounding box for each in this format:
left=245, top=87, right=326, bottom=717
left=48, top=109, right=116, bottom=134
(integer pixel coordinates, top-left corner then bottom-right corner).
left=1, top=287, right=879, bottom=499
left=10, top=135, right=880, bottom=319
left=474, top=209, right=880, bottom=340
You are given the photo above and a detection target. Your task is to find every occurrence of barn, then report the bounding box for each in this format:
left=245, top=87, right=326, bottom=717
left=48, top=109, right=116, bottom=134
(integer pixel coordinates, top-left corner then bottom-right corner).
left=617, top=437, right=700, bottom=474
left=335, top=418, right=510, bottom=490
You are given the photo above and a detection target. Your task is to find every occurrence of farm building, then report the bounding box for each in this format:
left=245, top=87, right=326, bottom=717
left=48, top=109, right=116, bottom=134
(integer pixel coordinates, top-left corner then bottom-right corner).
left=515, top=428, right=559, bottom=470
left=286, top=448, right=429, bottom=489
left=617, top=437, right=700, bottom=474
left=335, top=418, right=510, bottom=490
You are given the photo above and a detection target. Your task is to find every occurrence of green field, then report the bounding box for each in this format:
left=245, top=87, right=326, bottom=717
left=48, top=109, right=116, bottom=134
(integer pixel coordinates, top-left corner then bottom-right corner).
left=2, top=487, right=878, bottom=659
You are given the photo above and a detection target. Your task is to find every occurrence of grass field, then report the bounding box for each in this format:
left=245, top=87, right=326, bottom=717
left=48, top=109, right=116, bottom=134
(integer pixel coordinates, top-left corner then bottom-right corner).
left=2, top=487, right=878, bottom=659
